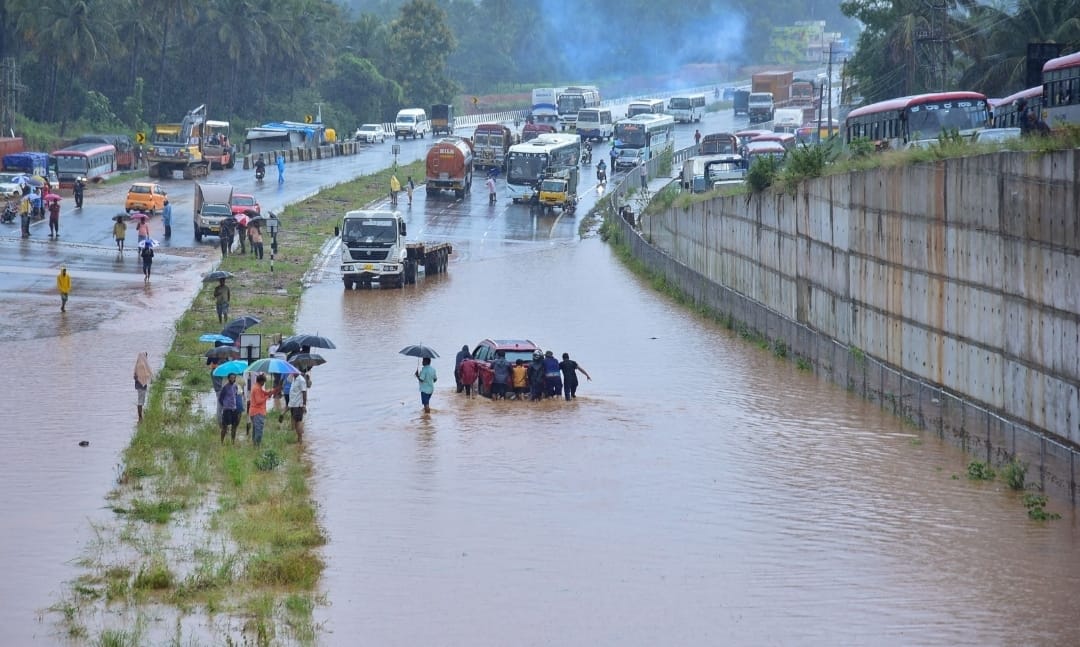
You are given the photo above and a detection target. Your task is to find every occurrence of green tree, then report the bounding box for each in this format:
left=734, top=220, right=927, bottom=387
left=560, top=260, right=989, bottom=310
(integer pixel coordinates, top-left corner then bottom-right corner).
left=321, top=53, right=403, bottom=123
left=387, top=0, right=460, bottom=107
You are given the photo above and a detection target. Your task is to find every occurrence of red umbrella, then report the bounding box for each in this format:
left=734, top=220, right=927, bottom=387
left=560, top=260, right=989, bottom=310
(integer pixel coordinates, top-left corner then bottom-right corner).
left=129, top=212, right=149, bottom=221
left=234, top=213, right=250, bottom=227
left=43, top=193, right=62, bottom=202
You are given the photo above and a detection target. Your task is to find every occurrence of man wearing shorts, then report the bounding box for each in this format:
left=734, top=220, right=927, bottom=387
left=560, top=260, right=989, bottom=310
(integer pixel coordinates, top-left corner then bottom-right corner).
left=415, top=357, right=437, bottom=413
left=218, top=373, right=242, bottom=443
left=214, top=278, right=231, bottom=323
left=289, top=370, right=309, bottom=442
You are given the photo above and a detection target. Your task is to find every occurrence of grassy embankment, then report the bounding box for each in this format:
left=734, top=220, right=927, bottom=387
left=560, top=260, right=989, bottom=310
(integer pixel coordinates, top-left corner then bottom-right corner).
left=54, top=161, right=425, bottom=645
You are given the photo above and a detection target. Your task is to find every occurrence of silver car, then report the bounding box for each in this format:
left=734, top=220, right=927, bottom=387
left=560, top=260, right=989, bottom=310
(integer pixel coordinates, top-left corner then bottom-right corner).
left=354, top=124, right=386, bottom=144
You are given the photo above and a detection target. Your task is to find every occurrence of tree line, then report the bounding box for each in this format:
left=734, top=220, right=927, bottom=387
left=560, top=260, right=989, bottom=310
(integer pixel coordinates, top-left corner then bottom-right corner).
left=0, top=0, right=857, bottom=138
left=841, top=0, right=1080, bottom=103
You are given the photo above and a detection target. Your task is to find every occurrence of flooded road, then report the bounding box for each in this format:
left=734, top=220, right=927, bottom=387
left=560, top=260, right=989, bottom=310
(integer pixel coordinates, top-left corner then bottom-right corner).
left=4, top=100, right=1079, bottom=644
left=299, top=191, right=1080, bottom=643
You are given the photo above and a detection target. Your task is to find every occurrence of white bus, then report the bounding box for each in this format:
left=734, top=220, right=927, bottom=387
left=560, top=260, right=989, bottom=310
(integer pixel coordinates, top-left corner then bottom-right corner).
left=505, top=133, right=581, bottom=203
left=531, top=87, right=562, bottom=126
left=668, top=94, right=706, bottom=123
left=557, top=86, right=600, bottom=130
left=576, top=108, right=614, bottom=141
left=627, top=98, right=666, bottom=118
left=613, top=113, right=676, bottom=170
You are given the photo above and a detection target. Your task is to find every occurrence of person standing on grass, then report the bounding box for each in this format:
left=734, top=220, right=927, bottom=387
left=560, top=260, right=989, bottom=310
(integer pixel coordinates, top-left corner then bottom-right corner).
left=248, top=374, right=279, bottom=447
left=56, top=266, right=71, bottom=312
left=289, top=370, right=309, bottom=442
left=214, top=278, right=231, bottom=323
left=559, top=352, right=591, bottom=400
left=218, top=373, right=242, bottom=443
left=249, top=225, right=264, bottom=259
left=134, top=351, right=152, bottom=423
left=415, top=357, right=437, bottom=413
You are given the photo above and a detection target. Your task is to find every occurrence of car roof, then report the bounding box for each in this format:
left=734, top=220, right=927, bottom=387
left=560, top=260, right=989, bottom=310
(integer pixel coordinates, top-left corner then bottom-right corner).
left=482, top=338, right=537, bottom=350
left=360, top=124, right=382, bottom=128
left=129, top=182, right=155, bottom=188
left=233, top=193, right=255, bottom=199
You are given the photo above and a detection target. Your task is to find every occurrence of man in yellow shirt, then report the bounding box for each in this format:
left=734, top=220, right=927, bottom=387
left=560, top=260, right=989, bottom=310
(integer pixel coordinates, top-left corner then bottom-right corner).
left=56, top=266, right=71, bottom=312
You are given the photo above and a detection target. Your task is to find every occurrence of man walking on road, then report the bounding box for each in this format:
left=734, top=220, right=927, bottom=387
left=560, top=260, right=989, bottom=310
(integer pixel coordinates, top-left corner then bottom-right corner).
left=56, top=266, right=71, bottom=312
left=214, top=278, right=231, bottom=323
left=162, top=200, right=173, bottom=238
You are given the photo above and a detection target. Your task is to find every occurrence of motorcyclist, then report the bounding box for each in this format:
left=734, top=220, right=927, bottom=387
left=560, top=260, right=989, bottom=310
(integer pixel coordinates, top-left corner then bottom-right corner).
left=254, top=154, right=266, bottom=180
left=596, top=159, right=607, bottom=183
left=582, top=142, right=592, bottom=164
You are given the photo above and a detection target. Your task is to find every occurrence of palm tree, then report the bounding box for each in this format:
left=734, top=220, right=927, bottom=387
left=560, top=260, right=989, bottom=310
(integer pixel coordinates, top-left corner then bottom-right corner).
left=208, top=0, right=269, bottom=114
left=154, top=0, right=199, bottom=120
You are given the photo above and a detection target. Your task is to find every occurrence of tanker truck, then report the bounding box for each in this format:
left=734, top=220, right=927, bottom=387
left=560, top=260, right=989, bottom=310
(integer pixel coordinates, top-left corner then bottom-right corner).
left=339, top=210, right=453, bottom=289
left=425, top=136, right=474, bottom=199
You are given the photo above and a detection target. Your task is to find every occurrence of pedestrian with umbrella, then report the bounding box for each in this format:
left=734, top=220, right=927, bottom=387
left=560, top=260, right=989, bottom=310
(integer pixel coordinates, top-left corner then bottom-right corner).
left=139, top=239, right=157, bottom=282
left=213, top=278, right=231, bottom=323
left=112, top=215, right=127, bottom=254
left=131, top=212, right=150, bottom=244
left=219, top=215, right=236, bottom=257
left=45, top=194, right=61, bottom=237
left=217, top=371, right=243, bottom=444
left=234, top=213, right=248, bottom=254
left=400, top=344, right=439, bottom=413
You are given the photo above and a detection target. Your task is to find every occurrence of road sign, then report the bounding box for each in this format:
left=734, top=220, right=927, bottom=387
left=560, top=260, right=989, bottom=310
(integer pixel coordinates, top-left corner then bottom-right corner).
left=304, top=114, right=313, bottom=124
left=135, top=132, right=146, bottom=144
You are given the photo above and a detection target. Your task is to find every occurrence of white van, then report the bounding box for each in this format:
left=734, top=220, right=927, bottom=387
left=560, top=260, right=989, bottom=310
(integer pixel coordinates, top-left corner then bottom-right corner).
left=394, top=108, right=430, bottom=140
left=576, top=108, right=614, bottom=141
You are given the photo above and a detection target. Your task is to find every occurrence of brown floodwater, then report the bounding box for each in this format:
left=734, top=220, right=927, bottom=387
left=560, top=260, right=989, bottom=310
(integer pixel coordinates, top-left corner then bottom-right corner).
left=295, top=233, right=1080, bottom=645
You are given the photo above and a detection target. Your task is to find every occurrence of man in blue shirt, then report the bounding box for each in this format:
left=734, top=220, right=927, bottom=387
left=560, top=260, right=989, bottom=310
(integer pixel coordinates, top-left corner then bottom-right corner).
left=415, top=357, right=437, bottom=413
left=162, top=200, right=173, bottom=238
left=218, top=372, right=242, bottom=443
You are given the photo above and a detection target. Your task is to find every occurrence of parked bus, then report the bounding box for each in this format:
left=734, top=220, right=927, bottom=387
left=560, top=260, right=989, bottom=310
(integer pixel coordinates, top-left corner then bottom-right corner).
left=668, top=94, right=706, bottom=123
left=627, top=98, right=666, bottom=118
left=52, top=142, right=117, bottom=187
left=505, top=133, right=581, bottom=203
left=1042, top=51, right=1080, bottom=128
left=72, top=134, right=134, bottom=170
left=843, top=91, right=990, bottom=148
left=531, top=87, right=561, bottom=126
left=992, top=87, right=1043, bottom=129
left=557, top=85, right=600, bottom=130
left=576, top=108, right=614, bottom=141
left=699, top=132, right=739, bottom=155
left=472, top=123, right=514, bottom=170
left=612, top=113, right=676, bottom=170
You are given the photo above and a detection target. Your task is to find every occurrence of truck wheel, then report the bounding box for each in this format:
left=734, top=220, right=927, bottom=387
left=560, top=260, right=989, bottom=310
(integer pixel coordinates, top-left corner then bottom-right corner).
left=194, top=225, right=202, bottom=242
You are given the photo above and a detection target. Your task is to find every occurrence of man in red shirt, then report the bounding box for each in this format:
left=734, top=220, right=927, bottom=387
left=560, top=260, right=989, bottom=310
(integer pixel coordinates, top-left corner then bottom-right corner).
left=248, top=374, right=280, bottom=446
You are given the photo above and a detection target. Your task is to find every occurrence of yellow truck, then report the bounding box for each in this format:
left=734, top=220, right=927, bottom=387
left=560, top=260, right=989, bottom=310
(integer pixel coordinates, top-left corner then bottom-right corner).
left=537, top=167, right=579, bottom=214
left=147, top=105, right=210, bottom=180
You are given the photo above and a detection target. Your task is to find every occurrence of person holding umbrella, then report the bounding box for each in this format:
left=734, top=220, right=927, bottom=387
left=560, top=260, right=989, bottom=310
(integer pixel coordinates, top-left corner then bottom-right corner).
left=140, top=239, right=155, bottom=282
left=218, top=372, right=243, bottom=444
left=134, top=213, right=150, bottom=244
left=415, top=357, right=437, bottom=414
left=46, top=195, right=61, bottom=237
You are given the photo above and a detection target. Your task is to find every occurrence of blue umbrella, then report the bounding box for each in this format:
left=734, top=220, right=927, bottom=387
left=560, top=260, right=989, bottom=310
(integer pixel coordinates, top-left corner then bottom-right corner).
left=200, top=333, right=235, bottom=344
left=212, top=359, right=249, bottom=377
left=244, top=357, right=300, bottom=375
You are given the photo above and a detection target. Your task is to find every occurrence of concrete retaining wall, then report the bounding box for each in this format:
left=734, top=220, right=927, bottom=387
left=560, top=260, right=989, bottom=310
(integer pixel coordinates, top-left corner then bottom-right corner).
left=629, top=148, right=1080, bottom=500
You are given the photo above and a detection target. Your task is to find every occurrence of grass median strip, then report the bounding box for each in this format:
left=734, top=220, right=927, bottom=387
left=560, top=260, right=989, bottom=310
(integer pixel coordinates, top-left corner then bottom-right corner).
left=55, top=160, right=425, bottom=645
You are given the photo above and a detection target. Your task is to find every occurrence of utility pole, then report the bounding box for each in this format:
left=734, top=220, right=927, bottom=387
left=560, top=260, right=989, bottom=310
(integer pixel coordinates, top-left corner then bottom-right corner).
left=826, top=40, right=834, bottom=139
left=916, top=0, right=949, bottom=92
left=0, top=57, right=26, bottom=137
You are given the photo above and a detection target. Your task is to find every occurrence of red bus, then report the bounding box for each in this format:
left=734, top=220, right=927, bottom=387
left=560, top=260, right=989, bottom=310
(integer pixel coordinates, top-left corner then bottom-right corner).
left=843, top=91, right=990, bottom=149
left=72, top=134, right=135, bottom=170
left=1042, top=51, right=1080, bottom=129
left=991, top=87, right=1042, bottom=129
left=52, top=143, right=117, bottom=187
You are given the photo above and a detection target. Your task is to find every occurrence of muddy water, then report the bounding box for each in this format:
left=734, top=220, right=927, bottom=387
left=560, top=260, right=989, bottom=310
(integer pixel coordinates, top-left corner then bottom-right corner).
left=297, top=235, right=1080, bottom=645
left=0, top=243, right=211, bottom=644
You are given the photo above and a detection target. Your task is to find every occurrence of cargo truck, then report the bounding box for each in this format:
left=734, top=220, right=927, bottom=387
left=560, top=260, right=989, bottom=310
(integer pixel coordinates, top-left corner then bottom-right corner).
left=425, top=136, right=474, bottom=199
left=339, top=210, right=452, bottom=289
left=431, top=104, right=455, bottom=136
left=193, top=181, right=234, bottom=241
left=751, top=71, right=793, bottom=107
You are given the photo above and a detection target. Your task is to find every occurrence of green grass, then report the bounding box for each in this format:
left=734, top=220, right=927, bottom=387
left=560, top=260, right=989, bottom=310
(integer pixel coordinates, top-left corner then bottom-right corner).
left=61, top=158, right=425, bottom=643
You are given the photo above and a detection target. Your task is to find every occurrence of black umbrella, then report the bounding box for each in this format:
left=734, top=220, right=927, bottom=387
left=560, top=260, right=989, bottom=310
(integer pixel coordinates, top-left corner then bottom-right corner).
left=221, top=315, right=261, bottom=339
left=289, top=353, right=326, bottom=370
left=399, top=343, right=439, bottom=359
left=203, top=270, right=234, bottom=282
left=278, top=334, right=337, bottom=354
left=243, top=209, right=261, bottom=219
left=205, top=345, right=241, bottom=359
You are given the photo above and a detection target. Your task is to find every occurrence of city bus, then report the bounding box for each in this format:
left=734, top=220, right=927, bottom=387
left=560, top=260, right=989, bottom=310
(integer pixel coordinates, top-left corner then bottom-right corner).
left=505, top=133, right=581, bottom=203
left=531, top=87, right=562, bottom=126
left=991, top=87, right=1042, bottom=128
left=612, top=113, right=676, bottom=170
left=557, top=85, right=600, bottom=130
left=843, top=91, right=990, bottom=149
left=72, top=134, right=135, bottom=170
left=51, top=142, right=117, bottom=187
left=667, top=94, right=706, bottom=123
left=627, top=98, right=666, bottom=118
left=1042, top=51, right=1080, bottom=128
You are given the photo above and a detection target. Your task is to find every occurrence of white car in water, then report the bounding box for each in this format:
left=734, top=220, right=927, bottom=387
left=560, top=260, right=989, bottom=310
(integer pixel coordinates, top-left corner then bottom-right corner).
left=354, top=124, right=386, bottom=144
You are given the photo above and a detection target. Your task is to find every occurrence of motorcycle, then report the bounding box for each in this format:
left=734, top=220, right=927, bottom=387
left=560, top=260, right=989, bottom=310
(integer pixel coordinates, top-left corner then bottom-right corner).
left=581, top=148, right=592, bottom=165
left=255, top=164, right=266, bottom=181
left=73, top=178, right=86, bottom=209
left=1, top=204, right=15, bottom=224
left=596, top=162, right=607, bottom=185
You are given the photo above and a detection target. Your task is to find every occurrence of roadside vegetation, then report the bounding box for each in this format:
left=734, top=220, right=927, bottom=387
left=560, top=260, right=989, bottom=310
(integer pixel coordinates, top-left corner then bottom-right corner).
left=54, top=161, right=424, bottom=645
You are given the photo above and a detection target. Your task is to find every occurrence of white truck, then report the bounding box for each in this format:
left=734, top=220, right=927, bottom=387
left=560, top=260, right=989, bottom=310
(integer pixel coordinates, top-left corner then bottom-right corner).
left=193, top=181, right=234, bottom=241
left=339, top=210, right=452, bottom=289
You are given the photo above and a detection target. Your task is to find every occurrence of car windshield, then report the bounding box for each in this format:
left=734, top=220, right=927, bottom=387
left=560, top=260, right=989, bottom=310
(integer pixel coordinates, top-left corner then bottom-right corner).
left=501, top=349, right=537, bottom=364
left=233, top=196, right=255, bottom=206
left=343, top=218, right=396, bottom=244
left=130, top=185, right=150, bottom=194
left=361, top=126, right=379, bottom=132
left=398, top=116, right=415, bottom=124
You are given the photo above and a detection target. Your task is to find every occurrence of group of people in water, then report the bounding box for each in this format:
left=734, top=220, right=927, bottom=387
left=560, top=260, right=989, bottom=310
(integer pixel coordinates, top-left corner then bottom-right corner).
left=455, top=346, right=591, bottom=402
